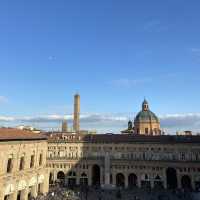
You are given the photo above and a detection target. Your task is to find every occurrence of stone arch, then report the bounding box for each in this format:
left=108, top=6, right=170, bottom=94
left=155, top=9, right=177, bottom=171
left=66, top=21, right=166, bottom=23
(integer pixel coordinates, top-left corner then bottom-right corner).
left=81, top=172, right=87, bottom=177
left=128, top=173, right=137, bottom=187
left=57, top=171, right=65, bottom=185
left=181, top=175, right=191, bottom=189
left=92, top=164, right=100, bottom=186
left=166, top=168, right=177, bottom=189
left=57, top=171, right=65, bottom=180
left=116, top=173, right=125, bottom=188
left=67, top=171, right=76, bottom=177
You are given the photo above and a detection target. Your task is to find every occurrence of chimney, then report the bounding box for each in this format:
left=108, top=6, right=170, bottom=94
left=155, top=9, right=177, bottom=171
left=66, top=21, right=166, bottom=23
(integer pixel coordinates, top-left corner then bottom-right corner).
left=73, top=93, right=80, bottom=132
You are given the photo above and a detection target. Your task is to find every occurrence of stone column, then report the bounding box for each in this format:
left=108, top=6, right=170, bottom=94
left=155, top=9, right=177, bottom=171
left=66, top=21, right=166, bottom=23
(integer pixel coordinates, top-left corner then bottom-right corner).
left=88, top=165, right=92, bottom=186
left=163, top=179, right=167, bottom=189
left=177, top=174, right=181, bottom=189
left=163, top=171, right=167, bottom=189
left=104, top=153, right=111, bottom=188
left=44, top=173, right=49, bottom=194
left=76, top=176, right=80, bottom=186
left=11, top=192, right=17, bottom=200
left=150, top=179, right=154, bottom=189
left=125, top=174, right=128, bottom=188
left=31, top=185, right=37, bottom=198
left=64, top=176, right=68, bottom=187
left=191, top=175, right=195, bottom=191
left=53, top=171, right=57, bottom=182
left=0, top=187, right=4, bottom=200
left=100, top=166, right=104, bottom=186
left=113, top=172, right=116, bottom=187
left=137, top=174, right=141, bottom=188
left=20, top=188, right=28, bottom=200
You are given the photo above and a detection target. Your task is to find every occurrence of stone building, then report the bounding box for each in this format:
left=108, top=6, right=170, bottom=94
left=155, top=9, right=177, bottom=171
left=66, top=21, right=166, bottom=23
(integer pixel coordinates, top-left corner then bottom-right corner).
left=0, top=128, right=49, bottom=200
left=47, top=133, right=200, bottom=191
left=46, top=98, right=200, bottom=191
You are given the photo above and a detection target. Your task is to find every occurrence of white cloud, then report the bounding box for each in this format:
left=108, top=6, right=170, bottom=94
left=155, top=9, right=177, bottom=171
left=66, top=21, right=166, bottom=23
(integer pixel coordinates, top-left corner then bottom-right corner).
left=0, top=116, right=15, bottom=121
left=0, top=112, right=200, bottom=133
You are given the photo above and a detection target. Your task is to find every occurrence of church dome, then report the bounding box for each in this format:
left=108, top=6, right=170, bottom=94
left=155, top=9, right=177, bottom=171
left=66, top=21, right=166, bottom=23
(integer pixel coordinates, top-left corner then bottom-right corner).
left=134, top=99, right=159, bottom=123
left=135, top=110, right=159, bottom=123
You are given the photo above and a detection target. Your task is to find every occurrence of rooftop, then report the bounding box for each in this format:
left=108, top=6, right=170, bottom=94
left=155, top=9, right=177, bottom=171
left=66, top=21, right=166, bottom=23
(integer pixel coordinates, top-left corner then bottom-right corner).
left=0, top=128, right=47, bottom=141
left=47, top=132, right=200, bottom=144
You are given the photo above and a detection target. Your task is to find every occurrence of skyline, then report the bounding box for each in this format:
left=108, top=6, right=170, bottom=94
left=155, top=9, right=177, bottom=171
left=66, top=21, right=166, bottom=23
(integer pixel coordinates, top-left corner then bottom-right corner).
left=0, top=0, right=200, bottom=133
left=1, top=96, right=200, bottom=134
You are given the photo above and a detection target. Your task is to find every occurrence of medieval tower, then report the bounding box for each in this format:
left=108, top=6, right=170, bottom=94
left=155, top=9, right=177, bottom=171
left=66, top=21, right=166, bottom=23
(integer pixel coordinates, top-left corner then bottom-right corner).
left=73, top=93, right=80, bottom=132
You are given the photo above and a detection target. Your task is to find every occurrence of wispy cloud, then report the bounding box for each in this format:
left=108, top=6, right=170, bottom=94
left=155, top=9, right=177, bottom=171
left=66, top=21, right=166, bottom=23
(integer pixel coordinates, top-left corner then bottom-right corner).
left=110, top=73, right=178, bottom=89
left=0, top=96, right=8, bottom=104
left=110, top=78, right=152, bottom=88
left=160, top=113, right=200, bottom=128
left=191, top=48, right=200, bottom=56
left=191, top=48, right=200, bottom=53
left=143, top=20, right=168, bottom=32
left=48, top=56, right=56, bottom=61
left=1, top=112, right=200, bottom=133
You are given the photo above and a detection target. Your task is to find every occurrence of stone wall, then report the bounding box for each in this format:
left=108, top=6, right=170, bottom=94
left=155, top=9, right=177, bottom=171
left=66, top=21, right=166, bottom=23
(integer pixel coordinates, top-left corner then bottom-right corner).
left=0, top=140, right=49, bottom=200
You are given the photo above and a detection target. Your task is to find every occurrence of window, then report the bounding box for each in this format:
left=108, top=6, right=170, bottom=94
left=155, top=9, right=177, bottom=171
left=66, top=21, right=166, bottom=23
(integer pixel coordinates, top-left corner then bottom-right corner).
left=7, top=158, right=13, bottom=173
left=19, top=156, right=25, bottom=170
left=39, top=154, right=43, bottom=166
left=30, top=155, right=35, bottom=168
left=181, top=153, right=185, bottom=161
left=145, top=128, right=148, bottom=134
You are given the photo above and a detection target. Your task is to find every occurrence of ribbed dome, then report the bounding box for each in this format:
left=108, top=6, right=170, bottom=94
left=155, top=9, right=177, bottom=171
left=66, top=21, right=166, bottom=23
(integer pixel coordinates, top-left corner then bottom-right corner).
left=135, top=110, right=159, bottom=123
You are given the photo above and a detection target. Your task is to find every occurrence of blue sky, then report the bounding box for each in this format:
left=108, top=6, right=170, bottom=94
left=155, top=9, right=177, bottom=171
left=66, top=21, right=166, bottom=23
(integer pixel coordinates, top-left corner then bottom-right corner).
left=0, top=0, right=200, bottom=133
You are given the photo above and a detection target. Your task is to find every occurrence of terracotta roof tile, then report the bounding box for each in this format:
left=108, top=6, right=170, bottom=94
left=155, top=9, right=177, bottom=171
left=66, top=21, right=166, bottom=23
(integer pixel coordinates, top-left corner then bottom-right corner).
left=0, top=128, right=47, bottom=141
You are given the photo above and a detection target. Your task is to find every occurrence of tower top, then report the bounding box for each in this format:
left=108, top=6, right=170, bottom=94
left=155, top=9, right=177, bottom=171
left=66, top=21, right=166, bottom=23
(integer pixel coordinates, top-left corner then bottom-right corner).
left=74, top=92, right=80, bottom=96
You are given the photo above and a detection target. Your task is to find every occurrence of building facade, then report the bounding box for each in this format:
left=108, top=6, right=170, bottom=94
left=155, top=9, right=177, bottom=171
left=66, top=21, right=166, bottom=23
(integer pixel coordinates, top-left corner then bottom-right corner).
left=47, top=133, right=200, bottom=191
left=46, top=98, right=200, bottom=191
left=0, top=128, right=49, bottom=200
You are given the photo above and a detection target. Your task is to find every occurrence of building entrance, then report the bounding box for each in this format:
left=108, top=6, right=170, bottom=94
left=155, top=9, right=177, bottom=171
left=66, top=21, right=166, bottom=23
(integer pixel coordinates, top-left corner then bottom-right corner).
left=181, top=175, right=191, bottom=189
left=92, top=165, right=100, bottom=186
left=116, top=173, right=125, bottom=188
left=128, top=173, right=137, bottom=187
left=166, top=168, right=177, bottom=189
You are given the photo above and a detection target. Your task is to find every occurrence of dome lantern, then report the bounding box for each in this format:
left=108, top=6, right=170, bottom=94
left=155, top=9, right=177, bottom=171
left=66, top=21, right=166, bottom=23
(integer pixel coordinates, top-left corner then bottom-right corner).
left=142, top=99, right=149, bottom=111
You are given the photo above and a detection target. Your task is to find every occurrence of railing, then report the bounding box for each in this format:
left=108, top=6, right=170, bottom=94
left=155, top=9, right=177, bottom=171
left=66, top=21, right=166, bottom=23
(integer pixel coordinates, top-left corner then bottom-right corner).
left=46, top=156, right=200, bottom=162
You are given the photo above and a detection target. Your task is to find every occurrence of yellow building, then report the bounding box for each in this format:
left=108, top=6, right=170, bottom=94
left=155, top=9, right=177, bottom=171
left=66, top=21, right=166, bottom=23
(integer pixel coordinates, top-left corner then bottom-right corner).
left=0, top=128, right=49, bottom=200
left=134, top=99, right=161, bottom=135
